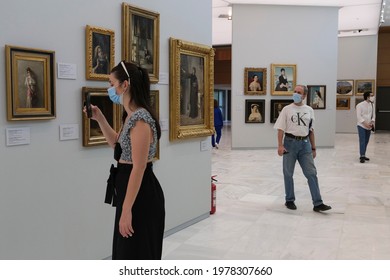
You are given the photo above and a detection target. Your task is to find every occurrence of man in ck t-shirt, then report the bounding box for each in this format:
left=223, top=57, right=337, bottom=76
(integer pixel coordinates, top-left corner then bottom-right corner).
left=274, top=85, right=331, bottom=212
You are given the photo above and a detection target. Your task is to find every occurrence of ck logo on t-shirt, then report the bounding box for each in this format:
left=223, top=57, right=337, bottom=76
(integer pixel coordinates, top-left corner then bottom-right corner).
left=291, top=113, right=308, bottom=126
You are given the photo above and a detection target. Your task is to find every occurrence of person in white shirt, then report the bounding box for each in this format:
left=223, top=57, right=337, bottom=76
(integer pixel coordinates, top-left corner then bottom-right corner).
left=356, top=91, right=375, bottom=163
left=274, top=85, right=331, bottom=212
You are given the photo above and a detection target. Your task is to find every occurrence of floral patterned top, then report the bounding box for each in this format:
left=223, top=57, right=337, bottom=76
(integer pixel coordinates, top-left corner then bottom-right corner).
left=118, top=108, right=158, bottom=162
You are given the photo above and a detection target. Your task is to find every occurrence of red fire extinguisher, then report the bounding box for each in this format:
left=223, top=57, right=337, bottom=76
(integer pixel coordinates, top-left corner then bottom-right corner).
left=210, top=175, right=217, bottom=214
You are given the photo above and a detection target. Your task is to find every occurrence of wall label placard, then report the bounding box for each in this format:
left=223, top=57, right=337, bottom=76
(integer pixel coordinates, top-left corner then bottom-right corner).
left=6, top=127, right=31, bottom=146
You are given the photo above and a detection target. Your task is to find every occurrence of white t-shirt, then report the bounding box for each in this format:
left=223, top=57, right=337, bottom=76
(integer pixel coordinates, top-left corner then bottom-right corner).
left=273, top=103, right=315, bottom=136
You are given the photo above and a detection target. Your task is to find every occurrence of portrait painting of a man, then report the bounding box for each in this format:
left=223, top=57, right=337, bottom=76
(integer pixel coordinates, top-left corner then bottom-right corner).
left=180, top=54, right=204, bottom=126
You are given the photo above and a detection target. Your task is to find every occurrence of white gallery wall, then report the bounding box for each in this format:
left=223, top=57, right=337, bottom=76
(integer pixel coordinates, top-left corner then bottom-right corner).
left=337, top=35, right=378, bottom=133
left=231, top=4, right=338, bottom=149
left=0, top=0, right=212, bottom=259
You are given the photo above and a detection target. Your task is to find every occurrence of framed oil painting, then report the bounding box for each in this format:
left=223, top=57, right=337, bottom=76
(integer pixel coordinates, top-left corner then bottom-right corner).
left=336, top=97, right=351, bottom=110
left=307, top=85, right=326, bottom=109
left=337, top=80, right=354, bottom=96
left=355, top=97, right=364, bottom=108
left=244, top=67, right=267, bottom=95
left=355, top=79, right=375, bottom=96
left=271, top=64, right=296, bottom=96
left=270, top=99, right=291, bottom=123
left=169, top=37, right=214, bottom=141
left=122, top=3, right=159, bottom=83
left=5, top=45, right=56, bottom=121
left=82, top=87, right=122, bottom=147
left=150, top=90, right=160, bottom=160
left=245, top=99, right=265, bottom=123
left=86, top=25, right=115, bottom=81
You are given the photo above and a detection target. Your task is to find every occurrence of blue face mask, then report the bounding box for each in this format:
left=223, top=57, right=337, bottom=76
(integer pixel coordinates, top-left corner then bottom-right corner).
left=108, top=86, right=122, bottom=104
left=292, top=92, right=302, bottom=103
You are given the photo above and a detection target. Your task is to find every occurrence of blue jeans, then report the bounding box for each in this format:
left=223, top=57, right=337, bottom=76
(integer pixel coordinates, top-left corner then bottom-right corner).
left=212, top=125, right=223, bottom=147
left=357, top=125, right=371, bottom=157
left=283, top=137, right=323, bottom=206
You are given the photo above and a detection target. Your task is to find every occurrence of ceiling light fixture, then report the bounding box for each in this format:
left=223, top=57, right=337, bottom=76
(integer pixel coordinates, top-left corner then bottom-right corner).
left=218, top=6, right=232, bottom=20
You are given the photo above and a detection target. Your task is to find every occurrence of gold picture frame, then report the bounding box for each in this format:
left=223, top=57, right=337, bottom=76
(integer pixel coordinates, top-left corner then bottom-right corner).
left=82, top=87, right=122, bottom=147
left=86, top=25, right=115, bottom=81
left=355, top=79, right=375, bottom=96
left=122, top=3, right=160, bottom=83
left=150, top=90, right=160, bottom=160
left=5, top=45, right=56, bottom=121
left=336, top=97, right=351, bottom=110
left=271, top=63, right=297, bottom=96
left=337, top=79, right=354, bottom=96
left=169, top=37, right=215, bottom=141
left=244, top=67, right=267, bottom=95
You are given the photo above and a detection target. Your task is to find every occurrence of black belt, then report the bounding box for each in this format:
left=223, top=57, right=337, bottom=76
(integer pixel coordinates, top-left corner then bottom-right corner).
left=285, top=133, right=308, bottom=140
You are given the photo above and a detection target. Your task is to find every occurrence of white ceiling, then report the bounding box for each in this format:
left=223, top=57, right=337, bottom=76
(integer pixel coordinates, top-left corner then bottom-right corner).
left=212, top=0, right=389, bottom=45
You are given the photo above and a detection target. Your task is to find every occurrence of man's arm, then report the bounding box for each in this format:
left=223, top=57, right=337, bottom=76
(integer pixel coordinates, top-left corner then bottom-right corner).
left=309, top=129, right=317, bottom=159
left=277, top=129, right=286, bottom=156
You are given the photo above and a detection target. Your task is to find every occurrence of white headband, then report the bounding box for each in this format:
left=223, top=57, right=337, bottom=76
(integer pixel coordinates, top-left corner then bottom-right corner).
left=120, top=61, right=130, bottom=81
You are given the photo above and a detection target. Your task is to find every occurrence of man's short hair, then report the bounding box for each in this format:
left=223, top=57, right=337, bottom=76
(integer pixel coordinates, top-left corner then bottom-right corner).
left=296, top=84, right=308, bottom=95
left=363, top=91, right=372, bottom=100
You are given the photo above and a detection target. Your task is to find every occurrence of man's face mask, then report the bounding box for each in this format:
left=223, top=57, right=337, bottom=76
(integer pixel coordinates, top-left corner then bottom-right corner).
left=292, top=92, right=302, bottom=103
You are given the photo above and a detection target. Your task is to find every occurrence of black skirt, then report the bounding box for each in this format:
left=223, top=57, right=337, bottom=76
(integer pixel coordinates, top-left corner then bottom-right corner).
left=112, top=162, right=165, bottom=260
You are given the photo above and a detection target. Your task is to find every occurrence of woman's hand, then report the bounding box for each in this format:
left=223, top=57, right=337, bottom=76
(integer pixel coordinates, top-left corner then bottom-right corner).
left=83, top=104, right=102, bottom=121
left=119, top=208, right=134, bottom=238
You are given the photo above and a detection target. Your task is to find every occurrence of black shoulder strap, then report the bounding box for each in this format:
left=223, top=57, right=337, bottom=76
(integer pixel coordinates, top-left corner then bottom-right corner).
left=371, top=103, right=374, bottom=120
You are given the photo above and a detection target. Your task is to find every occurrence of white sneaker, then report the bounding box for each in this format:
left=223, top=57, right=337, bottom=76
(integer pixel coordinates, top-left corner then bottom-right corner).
left=215, top=143, right=219, bottom=149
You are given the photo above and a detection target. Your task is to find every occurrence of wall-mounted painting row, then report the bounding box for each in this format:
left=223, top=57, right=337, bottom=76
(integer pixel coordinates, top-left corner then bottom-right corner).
left=337, top=79, right=375, bottom=96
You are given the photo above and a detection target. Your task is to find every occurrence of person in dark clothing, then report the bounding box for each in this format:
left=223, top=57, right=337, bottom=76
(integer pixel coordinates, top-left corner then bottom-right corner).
left=212, top=99, right=223, bottom=149
left=188, top=67, right=199, bottom=118
left=84, top=61, right=165, bottom=259
left=275, top=68, right=288, bottom=91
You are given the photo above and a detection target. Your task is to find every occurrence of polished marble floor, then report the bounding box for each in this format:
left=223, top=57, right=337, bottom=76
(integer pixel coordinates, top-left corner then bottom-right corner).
left=163, top=127, right=390, bottom=259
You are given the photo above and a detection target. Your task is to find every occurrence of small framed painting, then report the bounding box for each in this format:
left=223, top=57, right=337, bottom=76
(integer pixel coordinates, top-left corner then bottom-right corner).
left=85, top=25, right=115, bottom=81
left=82, top=87, right=122, bottom=147
left=355, top=79, right=375, bottom=96
left=245, top=99, right=265, bottom=123
left=337, top=80, right=354, bottom=96
left=270, top=99, right=291, bottom=123
left=5, top=45, right=56, bottom=121
left=307, top=85, right=326, bottom=109
left=336, top=97, right=351, bottom=110
left=271, top=64, right=296, bottom=96
left=244, top=67, right=267, bottom=95
left=122, top=3, right=160, bottom=83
